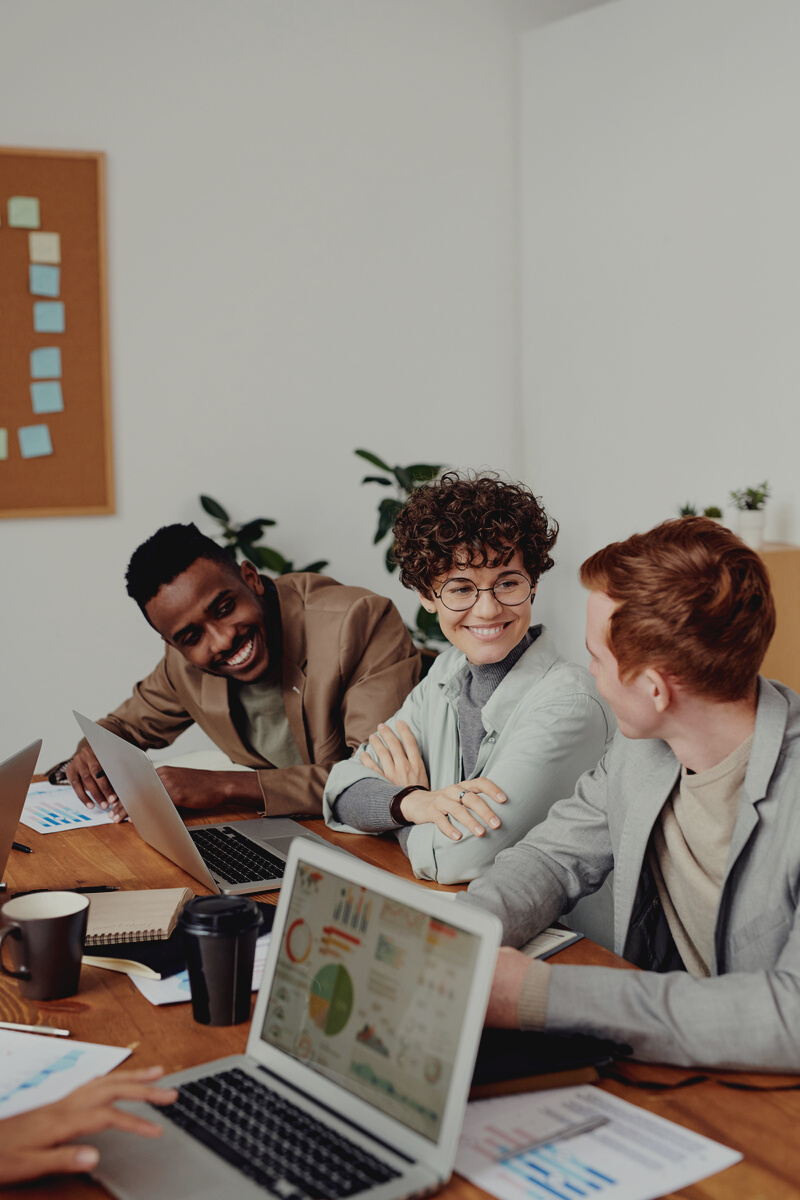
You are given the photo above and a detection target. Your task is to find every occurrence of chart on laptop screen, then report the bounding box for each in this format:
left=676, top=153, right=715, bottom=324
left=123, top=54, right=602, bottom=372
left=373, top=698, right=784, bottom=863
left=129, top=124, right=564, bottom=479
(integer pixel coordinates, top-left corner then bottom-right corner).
left=262, top=862, right=479, bottom=1141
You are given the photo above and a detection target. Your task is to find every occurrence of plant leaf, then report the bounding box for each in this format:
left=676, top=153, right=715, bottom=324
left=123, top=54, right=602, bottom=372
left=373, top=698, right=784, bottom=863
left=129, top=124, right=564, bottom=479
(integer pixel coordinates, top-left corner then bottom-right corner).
left=200, top=495, right=229, bottom=522
left=238, top=519, right=275, bottom=542
left=355, top=448, right=392, bottom=471
left=385, top=541, right=398, bottom=572
left=301, top=560, right=329, bottom=574
left=361, top=475, right=393, bottom=486
left=394, top=466, right=413, bottom=493
left=249, top=545, right=289, bottom=573
left=375, top=498, right=403, bottom=543
left=406, top=463, right=442, bottom=482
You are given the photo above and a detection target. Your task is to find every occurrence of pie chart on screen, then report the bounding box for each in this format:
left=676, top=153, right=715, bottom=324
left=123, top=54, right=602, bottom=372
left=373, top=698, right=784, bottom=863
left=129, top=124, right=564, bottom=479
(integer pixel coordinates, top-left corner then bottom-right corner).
left=308, top=964, right=353, bottom=1036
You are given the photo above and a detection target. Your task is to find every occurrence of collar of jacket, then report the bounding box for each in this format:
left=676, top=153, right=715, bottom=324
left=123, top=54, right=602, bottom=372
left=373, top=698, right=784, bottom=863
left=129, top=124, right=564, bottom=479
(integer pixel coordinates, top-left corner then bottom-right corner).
left=435, top=624, right=556, bottom=734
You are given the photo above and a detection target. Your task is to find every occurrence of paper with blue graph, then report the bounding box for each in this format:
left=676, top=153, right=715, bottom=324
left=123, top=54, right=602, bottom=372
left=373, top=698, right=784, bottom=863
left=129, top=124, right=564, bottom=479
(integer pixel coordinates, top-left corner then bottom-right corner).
left=455, top=1085, right=740, bottom=1200
left=0, top=1031, right=130, bottom=1119
left=21, top=781, right=114, bottom=833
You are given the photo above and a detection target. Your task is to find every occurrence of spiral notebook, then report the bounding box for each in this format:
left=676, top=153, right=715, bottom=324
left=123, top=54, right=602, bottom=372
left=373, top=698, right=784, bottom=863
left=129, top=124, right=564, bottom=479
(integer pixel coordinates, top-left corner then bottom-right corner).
left=84, top=887, right=194, bottom=947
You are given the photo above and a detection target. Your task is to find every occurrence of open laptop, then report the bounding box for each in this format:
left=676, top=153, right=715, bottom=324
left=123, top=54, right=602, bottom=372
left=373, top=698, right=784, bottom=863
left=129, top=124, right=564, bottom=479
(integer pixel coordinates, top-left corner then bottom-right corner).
left=92, top=838, right=502, bottom=1200
left=74, top=713, right=339, bottom=895
left=0, top=740, right=42, bottom=883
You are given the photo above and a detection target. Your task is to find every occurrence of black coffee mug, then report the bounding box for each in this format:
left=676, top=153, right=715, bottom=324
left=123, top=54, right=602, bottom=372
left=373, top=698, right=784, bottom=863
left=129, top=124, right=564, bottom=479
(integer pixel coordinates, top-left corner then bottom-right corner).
left=179, top=895, right=262, bottom=1026
left=0, top=891, right=89, bottom=1000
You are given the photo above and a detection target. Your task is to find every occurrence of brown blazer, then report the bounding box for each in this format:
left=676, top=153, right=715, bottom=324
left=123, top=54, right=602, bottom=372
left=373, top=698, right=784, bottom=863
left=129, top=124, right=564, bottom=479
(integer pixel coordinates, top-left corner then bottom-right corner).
left=86, top=574, right=420, bottom=816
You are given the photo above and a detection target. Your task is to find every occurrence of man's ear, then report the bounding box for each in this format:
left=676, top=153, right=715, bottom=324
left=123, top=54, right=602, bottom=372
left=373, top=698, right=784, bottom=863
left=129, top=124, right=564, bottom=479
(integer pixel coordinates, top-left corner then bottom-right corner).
left=417, top=591, right=437, bottom=615
left=644, top=668, right=672, bottom=715
left=239, top=560, right=265, bottom=596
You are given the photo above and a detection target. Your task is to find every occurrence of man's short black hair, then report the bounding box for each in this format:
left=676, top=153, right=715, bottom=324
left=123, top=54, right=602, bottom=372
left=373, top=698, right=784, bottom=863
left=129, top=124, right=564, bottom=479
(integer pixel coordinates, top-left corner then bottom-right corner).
left=125, top=523, right=237, bottom=615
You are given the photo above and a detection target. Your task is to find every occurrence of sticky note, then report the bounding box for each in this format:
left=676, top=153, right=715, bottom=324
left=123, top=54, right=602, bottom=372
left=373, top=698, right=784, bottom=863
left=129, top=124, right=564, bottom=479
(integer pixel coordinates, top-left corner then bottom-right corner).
left=31, top=381, right=63, bottom=414
left=29, top=263, right=60, bottom=297
left=29, top=232, right=60, bottom=264
left=18, top=424, right=53, bottom=459
left=30, top=347, right=62, bottom=379
left=0, top=430, right=7, bottom=461
left=8, top=196, right=40, bottom=228
left=33, top=302, right=65, bottom=334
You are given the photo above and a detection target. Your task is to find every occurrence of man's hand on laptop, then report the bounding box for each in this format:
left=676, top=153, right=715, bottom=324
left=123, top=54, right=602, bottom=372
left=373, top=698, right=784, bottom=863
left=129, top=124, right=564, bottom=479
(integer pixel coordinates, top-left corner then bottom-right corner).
left=154, top=766, right=264, bottom=810
left=66, top=744, right=120, bottom=812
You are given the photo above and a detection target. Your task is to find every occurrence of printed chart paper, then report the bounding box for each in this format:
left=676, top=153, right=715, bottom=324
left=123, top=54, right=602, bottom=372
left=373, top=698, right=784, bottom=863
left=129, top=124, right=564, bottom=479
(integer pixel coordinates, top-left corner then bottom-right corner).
left=0, top=1031, right=130, bottom=1119
left=131, top=934, right=272, bottom=1005
left=21, top=781, right=115, bottom=833
left=456, top=1085, right=741, bottom=1200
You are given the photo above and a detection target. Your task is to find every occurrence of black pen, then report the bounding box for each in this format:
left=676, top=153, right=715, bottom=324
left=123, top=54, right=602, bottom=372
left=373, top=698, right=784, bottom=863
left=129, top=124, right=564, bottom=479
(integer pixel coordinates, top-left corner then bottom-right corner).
left=11, top=841, right=32, bottom=854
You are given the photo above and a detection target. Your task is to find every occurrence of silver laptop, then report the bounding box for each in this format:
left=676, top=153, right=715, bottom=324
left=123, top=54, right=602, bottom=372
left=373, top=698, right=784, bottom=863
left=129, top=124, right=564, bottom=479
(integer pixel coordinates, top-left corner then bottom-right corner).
left=74, top=713, right=338, bottom=895
left=92, top=838, right=502, bottom=1200
left=0, top=740, right=42, bottom=881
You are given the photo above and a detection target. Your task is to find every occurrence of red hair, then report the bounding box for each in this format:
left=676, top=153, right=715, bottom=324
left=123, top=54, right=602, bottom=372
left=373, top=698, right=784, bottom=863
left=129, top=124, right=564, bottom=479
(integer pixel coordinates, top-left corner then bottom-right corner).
left=580, top=517, right=775, bottom=702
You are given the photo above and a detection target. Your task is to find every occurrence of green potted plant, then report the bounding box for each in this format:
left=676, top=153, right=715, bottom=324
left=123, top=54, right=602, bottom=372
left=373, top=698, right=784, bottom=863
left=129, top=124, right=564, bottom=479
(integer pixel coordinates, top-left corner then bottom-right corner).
left=729, top=481, right=770, bottom=550
left=199, top=495, right=328, bottom=575
left=678, top=502, right=698, bottom=517
left=355, top=449, right=445, bottom=659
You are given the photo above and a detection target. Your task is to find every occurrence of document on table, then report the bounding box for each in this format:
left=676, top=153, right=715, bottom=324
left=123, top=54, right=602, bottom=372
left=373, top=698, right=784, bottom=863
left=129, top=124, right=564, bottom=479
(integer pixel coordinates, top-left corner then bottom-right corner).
left=456, top=1085, right=741, bottom=1200
left=0, top=1031, right=130, bottom=1119
left=21, top=780, right=115, bottom=833
left=131, top=933, right=272, bottom=1005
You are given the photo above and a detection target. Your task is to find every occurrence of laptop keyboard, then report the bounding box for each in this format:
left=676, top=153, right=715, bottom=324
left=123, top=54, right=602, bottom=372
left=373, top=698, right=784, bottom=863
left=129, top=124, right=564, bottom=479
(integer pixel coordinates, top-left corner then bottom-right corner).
left=157, top=1067, right=402, bottom=1198
left=188, top=825, right=285, bottom=884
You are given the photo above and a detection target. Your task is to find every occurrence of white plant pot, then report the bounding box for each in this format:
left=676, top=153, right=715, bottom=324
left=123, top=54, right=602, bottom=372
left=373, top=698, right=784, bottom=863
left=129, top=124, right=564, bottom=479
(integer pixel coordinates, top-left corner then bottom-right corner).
left=737, top=509, right=765, bottom=550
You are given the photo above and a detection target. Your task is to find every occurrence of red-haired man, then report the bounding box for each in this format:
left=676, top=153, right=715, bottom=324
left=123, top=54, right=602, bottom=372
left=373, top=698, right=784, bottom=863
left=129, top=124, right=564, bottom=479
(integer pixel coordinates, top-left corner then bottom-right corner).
left=461, top=517, right=800, bottom=1069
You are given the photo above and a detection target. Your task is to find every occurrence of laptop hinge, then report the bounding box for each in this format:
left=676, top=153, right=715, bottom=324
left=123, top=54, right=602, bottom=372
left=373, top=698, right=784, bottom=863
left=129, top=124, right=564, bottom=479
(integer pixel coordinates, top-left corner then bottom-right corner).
left=256, top=1063, right=416, bottom=1164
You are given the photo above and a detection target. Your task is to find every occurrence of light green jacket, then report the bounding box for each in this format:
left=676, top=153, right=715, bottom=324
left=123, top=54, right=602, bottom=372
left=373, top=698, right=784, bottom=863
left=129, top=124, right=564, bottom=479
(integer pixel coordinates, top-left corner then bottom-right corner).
left=323, top=626, right=615, bottom=885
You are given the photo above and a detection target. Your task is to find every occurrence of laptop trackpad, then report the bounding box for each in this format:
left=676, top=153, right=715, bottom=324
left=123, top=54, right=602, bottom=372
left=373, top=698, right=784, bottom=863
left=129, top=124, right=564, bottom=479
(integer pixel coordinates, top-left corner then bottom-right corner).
left=266, top=835, right=312, bottom=857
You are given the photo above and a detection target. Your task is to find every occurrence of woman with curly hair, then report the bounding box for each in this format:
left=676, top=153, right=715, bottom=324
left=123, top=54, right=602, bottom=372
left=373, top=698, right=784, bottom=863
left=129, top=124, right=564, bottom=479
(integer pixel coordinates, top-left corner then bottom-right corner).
left=323, top=472, right=615, bottom=890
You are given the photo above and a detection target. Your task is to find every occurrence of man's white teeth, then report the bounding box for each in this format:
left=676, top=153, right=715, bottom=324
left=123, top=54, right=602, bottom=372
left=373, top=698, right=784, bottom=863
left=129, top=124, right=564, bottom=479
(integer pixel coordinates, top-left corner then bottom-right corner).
left=468, top=625, right=506, bottom=638
left=227, top=637, right=254, bottom=666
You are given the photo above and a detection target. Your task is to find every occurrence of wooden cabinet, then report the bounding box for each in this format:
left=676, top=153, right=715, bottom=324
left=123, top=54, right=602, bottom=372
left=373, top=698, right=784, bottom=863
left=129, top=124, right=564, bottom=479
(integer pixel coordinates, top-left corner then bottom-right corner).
left=759, top=543, right=800, bottom=694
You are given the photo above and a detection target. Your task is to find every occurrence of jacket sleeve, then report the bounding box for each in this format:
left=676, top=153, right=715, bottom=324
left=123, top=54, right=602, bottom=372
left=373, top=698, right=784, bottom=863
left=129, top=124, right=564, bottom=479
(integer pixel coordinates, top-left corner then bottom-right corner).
left=260, top=595, right=420, bottom=818
left=408, top=691, right=612, bottom=885
left=457, top=750, right=616, bottom=944
left=77, top=657, right=196, bottom=754
left=322, top=674, right=430, bottom=833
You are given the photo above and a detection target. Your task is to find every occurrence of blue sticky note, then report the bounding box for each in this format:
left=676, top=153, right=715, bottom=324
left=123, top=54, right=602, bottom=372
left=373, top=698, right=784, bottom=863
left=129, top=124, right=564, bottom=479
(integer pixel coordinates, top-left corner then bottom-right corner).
left=29, top=264, right=60, bottom=297
left=18, top=424, right=53, bottom=459
left=31, top=381, right=63, bottom=414
left=8, top=196, right=40, bottom=228
left=30, top=347, right=62, bottom=379
left=33, top=302, right=65, bottom=334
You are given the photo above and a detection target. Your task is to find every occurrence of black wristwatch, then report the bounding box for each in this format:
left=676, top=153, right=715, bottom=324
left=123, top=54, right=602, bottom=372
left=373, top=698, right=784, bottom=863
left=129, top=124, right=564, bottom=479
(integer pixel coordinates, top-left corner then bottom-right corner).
left=389, top=785, right=429, bottom=827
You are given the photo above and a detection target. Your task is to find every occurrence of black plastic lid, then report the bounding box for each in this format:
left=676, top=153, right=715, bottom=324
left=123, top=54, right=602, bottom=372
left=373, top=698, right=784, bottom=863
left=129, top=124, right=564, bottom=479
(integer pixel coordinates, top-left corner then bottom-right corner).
left=178, top=895, right=263, bottom=936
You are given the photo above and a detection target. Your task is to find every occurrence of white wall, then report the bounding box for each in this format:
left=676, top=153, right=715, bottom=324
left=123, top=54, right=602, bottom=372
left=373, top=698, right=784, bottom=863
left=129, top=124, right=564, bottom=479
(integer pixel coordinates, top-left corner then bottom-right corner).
left=523, top=0, right=800, bottom=665
left=1, top=0, right=534, bottom=768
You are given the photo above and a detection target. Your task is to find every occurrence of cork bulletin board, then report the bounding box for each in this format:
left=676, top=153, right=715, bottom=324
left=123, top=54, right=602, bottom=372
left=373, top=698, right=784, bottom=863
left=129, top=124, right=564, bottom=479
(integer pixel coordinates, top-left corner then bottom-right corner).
left=0, top=147, right=113, bottom=518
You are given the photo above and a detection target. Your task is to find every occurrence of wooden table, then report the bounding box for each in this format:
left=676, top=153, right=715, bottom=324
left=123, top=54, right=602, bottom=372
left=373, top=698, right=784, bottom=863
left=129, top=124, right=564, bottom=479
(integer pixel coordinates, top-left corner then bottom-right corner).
left=3, top=805, right=800, bottom=1200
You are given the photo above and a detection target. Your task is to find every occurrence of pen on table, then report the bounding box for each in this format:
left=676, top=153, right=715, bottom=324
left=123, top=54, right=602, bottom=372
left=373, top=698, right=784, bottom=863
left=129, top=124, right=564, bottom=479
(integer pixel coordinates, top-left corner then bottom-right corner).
left=11, top=841, right=32, bottom=854
left=494, top=1115, right=610, bottom=1163
left=0, top=1021, right=70, bottom=1038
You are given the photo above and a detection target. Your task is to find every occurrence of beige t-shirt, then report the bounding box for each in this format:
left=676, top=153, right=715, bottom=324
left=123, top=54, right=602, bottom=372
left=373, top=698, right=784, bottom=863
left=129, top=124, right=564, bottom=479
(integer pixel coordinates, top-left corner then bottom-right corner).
left=234, top=677, right=304, bottom=770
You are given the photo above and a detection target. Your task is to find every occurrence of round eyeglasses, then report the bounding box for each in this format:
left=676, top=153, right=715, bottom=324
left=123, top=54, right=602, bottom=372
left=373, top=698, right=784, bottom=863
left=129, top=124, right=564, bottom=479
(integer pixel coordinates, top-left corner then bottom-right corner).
left=433, top=572, right=533, bottom=612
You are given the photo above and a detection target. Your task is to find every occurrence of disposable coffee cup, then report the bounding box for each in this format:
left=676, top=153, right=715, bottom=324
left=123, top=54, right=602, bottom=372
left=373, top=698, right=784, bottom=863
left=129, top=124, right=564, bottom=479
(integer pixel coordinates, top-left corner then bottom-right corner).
left=178, top=895, right=262, bottom=1026
left=0, top=891, right=89, bottom=1000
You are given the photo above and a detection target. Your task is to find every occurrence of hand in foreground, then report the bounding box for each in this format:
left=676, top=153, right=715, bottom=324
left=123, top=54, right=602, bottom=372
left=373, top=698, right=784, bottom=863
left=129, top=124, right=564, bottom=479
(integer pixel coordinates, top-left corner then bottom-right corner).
left=360, top=721, right=430, bottom=791
left=155, top=766, right=263, bottom=810
left=484, top=946, right=533, bottom=1028
left=65, top=744, right=119, bottom=812
left=398, top=779, right=507, bottom=839
left=0, top=1066, right=178, bottom=1186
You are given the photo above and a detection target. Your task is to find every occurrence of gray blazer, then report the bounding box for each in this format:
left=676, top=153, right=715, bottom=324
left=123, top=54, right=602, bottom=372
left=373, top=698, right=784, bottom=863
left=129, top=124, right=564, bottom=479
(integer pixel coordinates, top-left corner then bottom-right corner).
left=460, top=677, right=800, bottom=1070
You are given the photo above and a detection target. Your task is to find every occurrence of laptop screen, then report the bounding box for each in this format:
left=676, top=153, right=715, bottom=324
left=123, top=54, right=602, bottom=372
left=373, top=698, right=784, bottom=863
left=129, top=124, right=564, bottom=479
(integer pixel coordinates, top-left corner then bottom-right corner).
left=261, top=859, right=481, bottom=1143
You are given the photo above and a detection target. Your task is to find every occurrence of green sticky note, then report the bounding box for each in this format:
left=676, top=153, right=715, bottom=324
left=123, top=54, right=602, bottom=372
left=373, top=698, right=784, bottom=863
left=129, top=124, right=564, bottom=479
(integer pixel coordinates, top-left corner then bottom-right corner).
left=8, top=196, right=40, bottom=228
left=18, top=424, right=53, bottom=458
left=33, top=302, right=65, bottom=334
left=30, top=347, right=62, bottom=379
left=0, top=430, right=7, bottom=461
left=29, top=264, right=60, bottom=297
left=31, top=381, right=63, bottom=414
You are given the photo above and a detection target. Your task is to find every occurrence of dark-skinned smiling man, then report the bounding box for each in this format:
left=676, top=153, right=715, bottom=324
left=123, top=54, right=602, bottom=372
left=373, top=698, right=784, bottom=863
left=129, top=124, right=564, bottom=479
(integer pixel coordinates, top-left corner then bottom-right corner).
left=56, top=524, right=420, bottom=821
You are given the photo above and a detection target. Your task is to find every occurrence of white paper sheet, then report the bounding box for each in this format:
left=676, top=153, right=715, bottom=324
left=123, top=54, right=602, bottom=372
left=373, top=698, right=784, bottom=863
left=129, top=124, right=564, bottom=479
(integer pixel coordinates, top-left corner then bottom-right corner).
left=21, top=781, right=115, bottom=833
left=131, top=933, right=272, bottom=1006
left=0, top=1030, right=130, bottom=1119
left=456, top=1085, right=741, bottom=1200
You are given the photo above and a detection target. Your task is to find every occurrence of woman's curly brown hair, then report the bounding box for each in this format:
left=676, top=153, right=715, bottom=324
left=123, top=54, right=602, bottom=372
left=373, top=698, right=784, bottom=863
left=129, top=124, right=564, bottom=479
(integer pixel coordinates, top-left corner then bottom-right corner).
left=392, top=472, right=558, bottom=597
